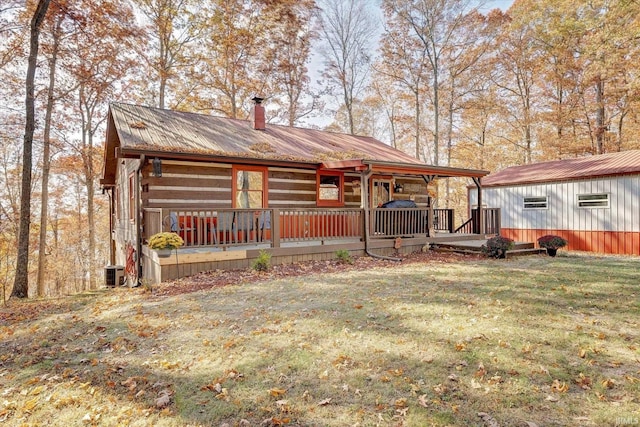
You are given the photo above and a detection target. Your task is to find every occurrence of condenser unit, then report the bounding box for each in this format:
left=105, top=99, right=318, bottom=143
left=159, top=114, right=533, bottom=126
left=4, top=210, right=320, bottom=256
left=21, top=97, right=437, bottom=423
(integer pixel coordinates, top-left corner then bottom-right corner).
left=105, top=265, right=125, bottom=287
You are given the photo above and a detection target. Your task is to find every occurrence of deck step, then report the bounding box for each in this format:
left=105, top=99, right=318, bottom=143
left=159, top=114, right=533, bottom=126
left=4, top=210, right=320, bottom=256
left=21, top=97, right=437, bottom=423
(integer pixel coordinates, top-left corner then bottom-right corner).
left=430, top=240, right=544, bottom=257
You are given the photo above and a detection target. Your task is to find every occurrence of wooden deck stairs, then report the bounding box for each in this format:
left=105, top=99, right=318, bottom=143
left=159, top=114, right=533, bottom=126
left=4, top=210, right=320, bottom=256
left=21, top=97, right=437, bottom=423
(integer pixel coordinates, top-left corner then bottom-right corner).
left=430, top=239, right=546, bottom=258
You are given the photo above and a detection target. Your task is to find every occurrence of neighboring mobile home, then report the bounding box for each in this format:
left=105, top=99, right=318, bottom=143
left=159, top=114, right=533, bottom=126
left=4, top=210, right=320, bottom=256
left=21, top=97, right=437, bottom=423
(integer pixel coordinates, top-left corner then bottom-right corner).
left=470, top=150, right=640, bottom=256
left=101, top=101, right=493, bottom=285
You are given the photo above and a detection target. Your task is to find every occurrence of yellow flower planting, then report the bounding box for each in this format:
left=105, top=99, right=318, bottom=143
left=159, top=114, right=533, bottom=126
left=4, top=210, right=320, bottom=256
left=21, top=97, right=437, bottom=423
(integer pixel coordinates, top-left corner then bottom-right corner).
left=147, top=232, right=184, bottom=250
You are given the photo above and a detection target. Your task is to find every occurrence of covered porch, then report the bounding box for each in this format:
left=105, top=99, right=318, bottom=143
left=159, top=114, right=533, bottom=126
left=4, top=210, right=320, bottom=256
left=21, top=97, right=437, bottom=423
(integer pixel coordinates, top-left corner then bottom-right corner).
left=132, top=158, right=497, bottom=284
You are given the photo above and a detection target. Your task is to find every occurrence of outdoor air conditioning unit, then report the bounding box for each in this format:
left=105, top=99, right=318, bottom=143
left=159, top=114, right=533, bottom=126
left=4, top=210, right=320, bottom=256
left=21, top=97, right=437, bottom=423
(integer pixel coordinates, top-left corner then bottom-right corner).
left=105, top=265, right=125, bottom=287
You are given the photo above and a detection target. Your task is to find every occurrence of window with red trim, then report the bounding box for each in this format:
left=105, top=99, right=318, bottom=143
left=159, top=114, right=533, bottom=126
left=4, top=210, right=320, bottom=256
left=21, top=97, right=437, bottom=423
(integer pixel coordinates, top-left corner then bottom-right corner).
left=317, top=171, right=344, bottom=207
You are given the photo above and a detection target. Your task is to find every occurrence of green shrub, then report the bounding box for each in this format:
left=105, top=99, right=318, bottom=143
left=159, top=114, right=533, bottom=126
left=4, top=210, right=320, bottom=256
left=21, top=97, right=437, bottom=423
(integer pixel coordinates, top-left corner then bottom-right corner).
left=335, top=249, right=353, bottom=264
left=251, top=250, right=271, bottom=271
left=482, top=236, right=514, bottom=258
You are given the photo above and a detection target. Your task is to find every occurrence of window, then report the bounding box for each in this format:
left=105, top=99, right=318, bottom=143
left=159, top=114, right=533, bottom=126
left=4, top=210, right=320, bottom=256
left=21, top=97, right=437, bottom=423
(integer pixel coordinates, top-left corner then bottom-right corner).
left=524, top=196, right=548, bottom=209
left=114, top=187, right=120, bottom=220
left=317, top=171, right=344, bottom=207
left=577, top=193, right=609, bottom=208
left=128, top=173, right=135, bottom=220
left=233, top=166, right=267, bottom=208
left=371, top=178, right=392, bottom=207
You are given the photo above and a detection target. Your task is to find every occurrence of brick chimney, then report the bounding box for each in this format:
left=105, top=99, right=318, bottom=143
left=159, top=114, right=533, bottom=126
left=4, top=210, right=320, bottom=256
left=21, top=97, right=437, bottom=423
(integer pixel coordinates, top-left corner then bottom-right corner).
left=252, top=96, right=265, bottom=130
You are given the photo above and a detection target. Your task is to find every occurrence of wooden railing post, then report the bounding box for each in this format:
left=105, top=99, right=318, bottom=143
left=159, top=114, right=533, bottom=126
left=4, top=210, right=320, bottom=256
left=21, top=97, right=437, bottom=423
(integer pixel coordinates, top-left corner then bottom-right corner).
left=271, top=208, right=280, bottom=248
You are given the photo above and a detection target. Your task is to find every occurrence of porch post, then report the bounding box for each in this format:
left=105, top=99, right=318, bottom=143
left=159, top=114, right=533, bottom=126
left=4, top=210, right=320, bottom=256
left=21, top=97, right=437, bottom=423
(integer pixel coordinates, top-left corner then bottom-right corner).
left=271, top=208, right=280, bottom=248
left=361, top=170, right=371, bottom=240
left=473, top=177, right=484, bottom=235
left=422, top=175, right=435, bottom=236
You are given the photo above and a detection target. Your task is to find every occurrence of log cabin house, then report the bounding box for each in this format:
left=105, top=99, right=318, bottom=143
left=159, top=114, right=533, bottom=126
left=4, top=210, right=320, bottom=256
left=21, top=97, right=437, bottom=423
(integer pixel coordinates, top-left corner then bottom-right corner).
left=100, top=100, right=496, bottom=285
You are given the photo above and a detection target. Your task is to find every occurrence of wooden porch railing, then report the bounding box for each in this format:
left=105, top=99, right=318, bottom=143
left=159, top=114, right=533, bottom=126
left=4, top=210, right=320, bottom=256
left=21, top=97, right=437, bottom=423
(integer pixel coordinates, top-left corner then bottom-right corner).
left=454, top=208, right=501, bottom=234
left=143, top=208, right=364, bottom=248
left=371, top=207, right=454, bottom=237
left=279, top=208, right=363, bottom=243
left=141, top=207, right=464, bottom=249
left=433, top=209, right=455, bottom=233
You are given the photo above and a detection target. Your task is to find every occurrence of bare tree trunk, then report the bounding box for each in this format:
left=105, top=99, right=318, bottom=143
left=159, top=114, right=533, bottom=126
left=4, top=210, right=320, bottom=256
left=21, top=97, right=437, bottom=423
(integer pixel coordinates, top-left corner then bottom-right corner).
left=79, top=93, right=97, bottom=290
left=595, top=77, right=605, bottom=154
left=414, top=87, right=421, bottom=159
left=433, top=62, right=440, bottom=166
left=87, top=155, right=96, bottom=289
left=12, top=0, right=51, bottom=299
left=37, top=16, right=61, bottom=297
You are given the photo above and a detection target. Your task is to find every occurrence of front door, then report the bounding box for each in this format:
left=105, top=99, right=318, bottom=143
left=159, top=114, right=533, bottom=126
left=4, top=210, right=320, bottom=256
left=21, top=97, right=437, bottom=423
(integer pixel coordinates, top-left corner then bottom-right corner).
left=371, top=177, right=392, bottom=207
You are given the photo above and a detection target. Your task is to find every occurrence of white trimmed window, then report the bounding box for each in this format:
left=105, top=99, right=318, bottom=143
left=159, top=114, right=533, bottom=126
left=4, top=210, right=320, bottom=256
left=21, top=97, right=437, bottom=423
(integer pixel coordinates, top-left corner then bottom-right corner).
left=577, top=193, right=609, bottom=208
left=523, top=196, right=548, bottom=209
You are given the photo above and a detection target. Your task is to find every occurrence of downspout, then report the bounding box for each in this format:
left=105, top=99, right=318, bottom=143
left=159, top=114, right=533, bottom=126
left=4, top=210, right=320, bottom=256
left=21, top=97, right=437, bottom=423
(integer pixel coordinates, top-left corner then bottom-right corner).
left=362, top=166, right=402, bottom=262
left=135, top=155, right=145, bottom=285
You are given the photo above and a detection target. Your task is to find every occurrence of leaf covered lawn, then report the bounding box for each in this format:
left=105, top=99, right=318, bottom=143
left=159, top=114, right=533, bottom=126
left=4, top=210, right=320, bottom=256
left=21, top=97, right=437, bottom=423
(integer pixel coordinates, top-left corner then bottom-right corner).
left=1, top=251, right=639, bottom=426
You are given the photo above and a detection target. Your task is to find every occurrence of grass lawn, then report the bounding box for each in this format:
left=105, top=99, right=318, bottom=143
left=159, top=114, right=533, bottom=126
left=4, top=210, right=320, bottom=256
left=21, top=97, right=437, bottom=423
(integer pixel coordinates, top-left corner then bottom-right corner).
left=1, top=252, right=639, bottom=426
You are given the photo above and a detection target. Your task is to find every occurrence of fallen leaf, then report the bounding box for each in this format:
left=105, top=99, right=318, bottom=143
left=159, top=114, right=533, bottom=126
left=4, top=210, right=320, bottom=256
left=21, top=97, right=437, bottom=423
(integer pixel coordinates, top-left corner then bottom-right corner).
left=551, top=379, right=569, bottom=393
left=22, top=397, right=39, bottom=412
left=394, top=398, right=408, bottom=408
left=269, top=388, right=287, bottom=397
left=418, top=394, right=428, bottom=407
left=601, top=378, right=615, bottom=389
left=575, top=373, right=592, bottom=390
left=156, top=393, right=171, bottom=408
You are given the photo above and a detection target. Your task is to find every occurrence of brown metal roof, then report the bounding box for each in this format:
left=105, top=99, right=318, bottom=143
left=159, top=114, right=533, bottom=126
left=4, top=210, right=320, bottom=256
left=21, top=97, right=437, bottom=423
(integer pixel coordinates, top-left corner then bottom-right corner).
left=101, top=103, right=488, bottom=185
left=482, top=150, right=640, bottom=187
left=109, top=102, right=422, bottom=161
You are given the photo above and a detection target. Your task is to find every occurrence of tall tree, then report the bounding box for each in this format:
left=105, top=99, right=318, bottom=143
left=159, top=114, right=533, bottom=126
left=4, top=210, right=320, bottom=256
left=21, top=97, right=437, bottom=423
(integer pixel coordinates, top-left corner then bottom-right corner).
left=268, top=0, right=320, bottom=126
left=178, top=0, right=317, bottom=121
left=318, top=0, right=375, bottom=135
left=377, top=11, right=430, bottom=159
left=12, top=0, right=50, bottom=299
left=492, top=5, right=539, bottom=164
left=383, top=0, right=476, bottom=166
left=62, top=0, right=141, bottom=289
left=36, top=1, right=65, bottom=297
left=133, top=0, right=196, bottom=109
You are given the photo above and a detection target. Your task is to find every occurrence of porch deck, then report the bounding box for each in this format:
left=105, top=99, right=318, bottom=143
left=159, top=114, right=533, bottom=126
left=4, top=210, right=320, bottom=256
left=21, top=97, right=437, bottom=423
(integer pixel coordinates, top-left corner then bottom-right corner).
left=140, top=207, right=502, bottom=283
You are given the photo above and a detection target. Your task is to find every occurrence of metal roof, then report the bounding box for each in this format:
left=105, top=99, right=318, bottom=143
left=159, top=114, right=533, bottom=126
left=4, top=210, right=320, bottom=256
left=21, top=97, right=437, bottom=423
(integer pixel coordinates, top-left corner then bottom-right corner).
left=101, top=103, right=488, bottom=185
left=108, top=102, right=422, bottom=160
left=481, top=150, right=640, bottom=187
